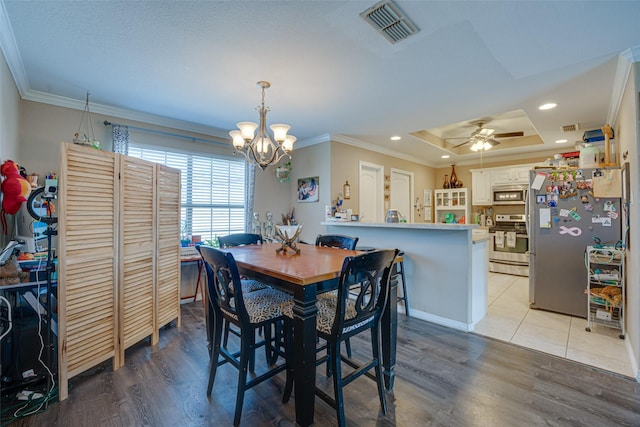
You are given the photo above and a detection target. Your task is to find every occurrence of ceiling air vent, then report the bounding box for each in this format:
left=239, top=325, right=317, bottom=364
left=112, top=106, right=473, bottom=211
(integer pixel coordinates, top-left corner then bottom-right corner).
left=360, top=0, right=419, bottom=44
left=561, top=123, right=580, bottom=132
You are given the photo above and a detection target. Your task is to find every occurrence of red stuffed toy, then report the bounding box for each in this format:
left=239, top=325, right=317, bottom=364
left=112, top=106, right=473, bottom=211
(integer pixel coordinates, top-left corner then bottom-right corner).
left=1, top=160, right=31, bottom=234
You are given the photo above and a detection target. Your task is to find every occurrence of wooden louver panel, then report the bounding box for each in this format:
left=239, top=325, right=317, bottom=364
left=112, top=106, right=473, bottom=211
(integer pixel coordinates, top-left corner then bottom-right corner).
left=156, top=164, right=181, bottom=330
left=58, top=143, right=119, bottom=400
left=119, top=157, right=156, bottom=360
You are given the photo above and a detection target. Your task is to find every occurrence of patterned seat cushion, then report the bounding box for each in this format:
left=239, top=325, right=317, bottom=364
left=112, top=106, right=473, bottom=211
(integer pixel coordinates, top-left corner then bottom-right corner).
left=281, top=295, right=357, bottom=335
left=223, top=288, right=292, bottom=325
left=240, top=279, right=268, bottom=293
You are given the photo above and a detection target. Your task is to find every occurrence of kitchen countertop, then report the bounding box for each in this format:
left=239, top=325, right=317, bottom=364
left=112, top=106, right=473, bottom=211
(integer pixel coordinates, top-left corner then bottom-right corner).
left=321, top=221, right=490, bottom=243
left=320, top=221, right=478, bottom=230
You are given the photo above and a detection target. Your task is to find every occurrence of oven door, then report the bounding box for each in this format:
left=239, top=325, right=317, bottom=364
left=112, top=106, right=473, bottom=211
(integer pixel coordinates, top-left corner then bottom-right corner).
left=488, top=232, right=529, bottom=276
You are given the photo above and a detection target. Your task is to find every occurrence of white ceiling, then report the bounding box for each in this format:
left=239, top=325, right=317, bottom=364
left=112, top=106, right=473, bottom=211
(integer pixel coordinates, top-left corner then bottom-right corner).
left=2, top=1, right=640, bottom=167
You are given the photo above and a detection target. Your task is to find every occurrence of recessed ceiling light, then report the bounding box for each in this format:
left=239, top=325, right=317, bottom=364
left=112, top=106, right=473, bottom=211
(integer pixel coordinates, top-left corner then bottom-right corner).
left=539, top=103, right=557, bottom=110
left=555, top=139, right=568, bottom=144
left=390, top=136, right=401, bottom=141
left=441, top=155, right=450, bottom=159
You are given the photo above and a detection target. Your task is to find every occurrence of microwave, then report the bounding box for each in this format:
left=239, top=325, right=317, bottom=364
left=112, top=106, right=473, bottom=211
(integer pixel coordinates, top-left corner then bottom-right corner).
left=492, top=185, right=527, bottom=205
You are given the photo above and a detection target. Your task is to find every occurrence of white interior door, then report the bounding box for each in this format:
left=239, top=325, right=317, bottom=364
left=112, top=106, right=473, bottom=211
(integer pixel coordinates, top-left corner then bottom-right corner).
left=390, top=168, right=414, bottom=222
left=359, top=161, right=384, bottom=223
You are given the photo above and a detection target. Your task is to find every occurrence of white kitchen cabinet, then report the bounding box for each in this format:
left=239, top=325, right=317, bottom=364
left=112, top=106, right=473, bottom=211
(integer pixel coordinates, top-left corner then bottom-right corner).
left=491, top=165, right=533, bottom=185
left=434, top=188, right=469, bottom=224
left=471, top=170, right=492, bottom=205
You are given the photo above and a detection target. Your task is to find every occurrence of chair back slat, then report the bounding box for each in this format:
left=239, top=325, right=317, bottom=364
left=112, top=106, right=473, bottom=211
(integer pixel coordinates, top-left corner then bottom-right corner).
left=218, top=233, right=263, bottom=248
left=315, top=234, right=359, bottom=250
left=197, top=245, right=249, bottom=325
left=333, top=249, right=398, bottom=337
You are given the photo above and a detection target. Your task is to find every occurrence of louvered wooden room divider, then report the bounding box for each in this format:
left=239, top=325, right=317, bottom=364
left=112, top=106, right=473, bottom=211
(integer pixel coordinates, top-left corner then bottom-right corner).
left=155, top=165, right=181, bottom=337
left=58, top=143, right=181, bottom=400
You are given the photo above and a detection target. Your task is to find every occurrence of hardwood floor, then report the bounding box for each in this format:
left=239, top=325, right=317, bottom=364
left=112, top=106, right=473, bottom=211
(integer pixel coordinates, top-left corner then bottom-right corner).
left=7, top=302, right=640, bottom=426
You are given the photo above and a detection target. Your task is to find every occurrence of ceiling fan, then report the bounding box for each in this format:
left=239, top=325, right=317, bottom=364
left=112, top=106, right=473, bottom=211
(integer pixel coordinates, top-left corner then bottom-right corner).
left=448, top=122, right=524, bottom=150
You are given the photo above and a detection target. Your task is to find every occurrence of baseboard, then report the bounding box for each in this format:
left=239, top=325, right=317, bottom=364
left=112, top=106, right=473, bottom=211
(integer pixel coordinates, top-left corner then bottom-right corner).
left=406, top=308, right=471, bottom=332
left=624, top=336, right=640, bottom=382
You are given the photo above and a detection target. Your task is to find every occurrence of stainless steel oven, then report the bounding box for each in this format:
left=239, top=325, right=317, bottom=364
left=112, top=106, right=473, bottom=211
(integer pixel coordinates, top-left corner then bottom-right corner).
left=492, top=185, right=527, bottom=205
left=488, top=214, right=529, bottom=276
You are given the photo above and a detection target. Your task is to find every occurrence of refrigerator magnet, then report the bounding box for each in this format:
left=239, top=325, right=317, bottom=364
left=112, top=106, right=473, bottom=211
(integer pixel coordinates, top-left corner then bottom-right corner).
left=536, top=195, right=546, bottom=204
left=539, top=208, right=552, bottom=228
left=603, top=201, right=616, bottom=212
left=569, top=210, right=582, bottom=221
left=584, top=203, right=593, bottom=212
left=607, top=211, right=619, bottom=219
left=531, top=172, right=546, bottom=190
left=559, top=226, right=582, bottom=236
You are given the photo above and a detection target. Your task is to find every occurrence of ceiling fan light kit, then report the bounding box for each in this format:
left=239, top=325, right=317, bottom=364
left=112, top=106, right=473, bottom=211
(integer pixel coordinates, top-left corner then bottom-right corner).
left=449, top=121, right=525, bottom=151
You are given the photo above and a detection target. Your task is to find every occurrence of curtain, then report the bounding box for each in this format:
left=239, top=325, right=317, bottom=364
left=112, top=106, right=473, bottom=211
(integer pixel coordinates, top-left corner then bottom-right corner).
left=245, top=163, right=256, bottom=232
left=112, top=125, right=130, bottom=155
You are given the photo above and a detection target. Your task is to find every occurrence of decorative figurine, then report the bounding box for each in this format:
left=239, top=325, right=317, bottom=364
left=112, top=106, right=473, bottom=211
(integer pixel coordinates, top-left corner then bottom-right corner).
left=263, top=211, right=274, bottom=242
left=275, top=224, right=302, bottom=255
left=251, top=212, right=261, bottom=236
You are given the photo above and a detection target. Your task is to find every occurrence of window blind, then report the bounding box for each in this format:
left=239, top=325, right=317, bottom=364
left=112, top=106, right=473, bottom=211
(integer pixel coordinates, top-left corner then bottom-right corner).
left=128, top=145, right=246, bottom=241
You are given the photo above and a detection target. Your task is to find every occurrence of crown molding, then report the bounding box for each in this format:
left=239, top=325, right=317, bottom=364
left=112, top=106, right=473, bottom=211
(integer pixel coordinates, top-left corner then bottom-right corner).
left=293, top=133, right=331, bottom=149
left=22, top=88, right=231, bottom=140
left=330, top=134, right=438, bottom=168
left=0, top=1, right=28, bottom=97
left=607, top=46, right=640, bottom=126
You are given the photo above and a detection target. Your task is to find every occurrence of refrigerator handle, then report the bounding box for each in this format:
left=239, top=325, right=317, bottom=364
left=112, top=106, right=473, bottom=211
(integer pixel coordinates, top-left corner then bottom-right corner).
left=525, top=187, right=530, bottom=236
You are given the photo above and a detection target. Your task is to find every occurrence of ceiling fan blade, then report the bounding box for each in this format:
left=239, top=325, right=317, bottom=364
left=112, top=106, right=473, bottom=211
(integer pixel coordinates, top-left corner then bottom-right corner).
left=494, top=131, right=524, bottom=138
left=452, top=139, right=472, bottom=147
left=487, top=138, right=500, bottom=147
left=478, top=128, right=495, bottom=137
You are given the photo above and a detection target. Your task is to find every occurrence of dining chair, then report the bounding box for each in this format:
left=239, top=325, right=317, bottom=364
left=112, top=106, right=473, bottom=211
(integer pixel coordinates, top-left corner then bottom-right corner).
left=198, top=245, right=293, bottom=426
left=281, top=249, right=399, bottom=427
left=315, top=234, right=359, bottom=362
left=358, top=246, right=410, bottom=316
left=216, top=233, right=269, bottom=367
left=218, top=232, right=264, bottom=248
left=315, top=234, right=359, bottom=250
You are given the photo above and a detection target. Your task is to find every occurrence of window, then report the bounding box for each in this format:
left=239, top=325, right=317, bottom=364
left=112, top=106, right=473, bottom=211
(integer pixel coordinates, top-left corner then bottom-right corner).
left=128, top=145, right=247, bottom=241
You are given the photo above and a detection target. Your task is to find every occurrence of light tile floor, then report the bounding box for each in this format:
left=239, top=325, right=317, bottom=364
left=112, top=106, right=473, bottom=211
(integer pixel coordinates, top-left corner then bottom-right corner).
left=473, top=272, right=635, bottom=378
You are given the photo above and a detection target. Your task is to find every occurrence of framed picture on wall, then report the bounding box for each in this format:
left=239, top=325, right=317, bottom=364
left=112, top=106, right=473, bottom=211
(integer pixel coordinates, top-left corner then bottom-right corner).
left=297, top=176, right=319, bottom=203
left=424, top=189, right=432, bottom=206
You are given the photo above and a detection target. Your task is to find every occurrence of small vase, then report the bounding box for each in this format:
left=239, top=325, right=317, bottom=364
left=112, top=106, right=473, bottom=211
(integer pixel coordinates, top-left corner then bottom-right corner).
left=443, top=174, right=450, bottom=189
left=450, top=165, right=458, bottom=188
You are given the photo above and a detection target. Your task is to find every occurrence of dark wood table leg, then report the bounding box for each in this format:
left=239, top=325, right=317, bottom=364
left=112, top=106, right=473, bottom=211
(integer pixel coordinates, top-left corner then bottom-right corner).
left=292, top=285, right=318, bottom=427
left=381, top=274, right=398, bottom=390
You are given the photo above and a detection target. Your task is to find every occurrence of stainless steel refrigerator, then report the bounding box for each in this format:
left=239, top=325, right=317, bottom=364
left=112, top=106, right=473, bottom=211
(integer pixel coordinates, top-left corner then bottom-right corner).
left=528, top=168, right=622, bottom=317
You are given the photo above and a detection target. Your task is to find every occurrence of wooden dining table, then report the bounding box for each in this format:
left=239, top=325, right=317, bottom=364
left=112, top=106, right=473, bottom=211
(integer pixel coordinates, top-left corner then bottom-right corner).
left=219, top=242, right=399, bottom=427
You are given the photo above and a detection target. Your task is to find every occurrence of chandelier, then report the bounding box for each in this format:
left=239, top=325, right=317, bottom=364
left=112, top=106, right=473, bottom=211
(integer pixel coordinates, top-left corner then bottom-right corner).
left=229, top=81, right=296, bottom=170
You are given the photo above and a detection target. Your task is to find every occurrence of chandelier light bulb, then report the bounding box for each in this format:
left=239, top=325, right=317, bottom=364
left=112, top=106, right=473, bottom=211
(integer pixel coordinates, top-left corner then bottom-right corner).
left=282, top=135, right=296, bottom=152
left=270, top=124, right=291, bottom=143
left=229, top=130, right=245, bottom=149
left=237, top=122, right=258, bottom=141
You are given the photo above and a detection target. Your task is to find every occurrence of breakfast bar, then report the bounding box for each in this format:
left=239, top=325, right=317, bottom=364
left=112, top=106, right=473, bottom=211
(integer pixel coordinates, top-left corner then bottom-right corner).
left=322, top=221, right=489, bottom=331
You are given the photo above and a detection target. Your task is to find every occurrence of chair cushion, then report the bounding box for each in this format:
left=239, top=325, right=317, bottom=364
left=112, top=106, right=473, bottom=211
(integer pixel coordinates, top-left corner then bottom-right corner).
left=281, top=295, right=357, bottom=335
left=240, top=279, right=268, bottom=293
left=225, top=288, right=291, bottom=325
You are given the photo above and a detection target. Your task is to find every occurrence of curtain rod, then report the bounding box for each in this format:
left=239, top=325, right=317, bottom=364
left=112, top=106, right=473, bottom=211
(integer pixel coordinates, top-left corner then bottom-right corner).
left=103, top=120, right=228, bottom=147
